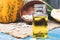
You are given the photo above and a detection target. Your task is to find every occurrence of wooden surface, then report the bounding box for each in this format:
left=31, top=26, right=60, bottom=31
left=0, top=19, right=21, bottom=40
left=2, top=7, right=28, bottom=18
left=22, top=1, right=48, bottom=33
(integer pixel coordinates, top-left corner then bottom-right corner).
left=47, top=0, right=60, bottom=8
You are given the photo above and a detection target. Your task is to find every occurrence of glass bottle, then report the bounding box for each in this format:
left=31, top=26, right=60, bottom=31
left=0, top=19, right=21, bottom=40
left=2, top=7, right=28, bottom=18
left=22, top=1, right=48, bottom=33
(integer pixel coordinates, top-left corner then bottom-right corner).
left=32, top=4, right=48, bottom=38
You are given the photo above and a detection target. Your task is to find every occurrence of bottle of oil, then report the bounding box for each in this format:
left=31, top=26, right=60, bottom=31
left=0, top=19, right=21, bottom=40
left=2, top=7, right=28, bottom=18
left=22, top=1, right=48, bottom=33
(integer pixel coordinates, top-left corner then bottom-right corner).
left=32, top=4, right=48, bottom=38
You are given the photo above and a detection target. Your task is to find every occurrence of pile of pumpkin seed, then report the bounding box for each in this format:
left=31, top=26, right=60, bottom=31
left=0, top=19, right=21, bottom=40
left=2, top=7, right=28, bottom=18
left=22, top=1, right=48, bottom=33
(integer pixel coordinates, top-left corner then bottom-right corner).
left=0, top=23, right=32, bottom=38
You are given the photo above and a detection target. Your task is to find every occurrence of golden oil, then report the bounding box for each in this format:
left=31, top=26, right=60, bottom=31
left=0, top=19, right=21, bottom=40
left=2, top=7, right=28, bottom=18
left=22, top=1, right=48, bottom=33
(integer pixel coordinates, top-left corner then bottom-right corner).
left=32, top=16, right=48, bottom=38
